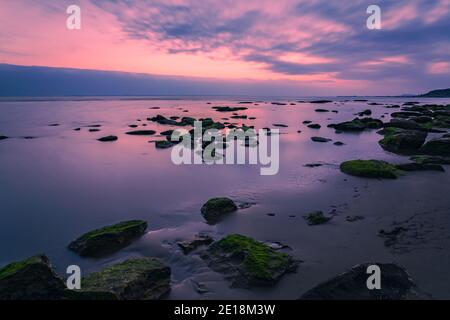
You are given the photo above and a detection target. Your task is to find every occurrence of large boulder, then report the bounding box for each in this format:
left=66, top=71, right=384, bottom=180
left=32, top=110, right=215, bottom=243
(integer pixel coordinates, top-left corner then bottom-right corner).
left=420, top=138, right=450, bottom=156
left=332, top=118, right=383, bottom=132
left=202, top=234, right=297, bottom=288
left=300, top=263, right=429, bottom=300
left=201, top=197, right=237, bottom=224
left=80, top=258, right=170, bottom=300
left=378, top=130, right=427, bottom=155
left=340, top=160, right=401, bottom=179
left=68, top=220, right=148, bottom=257
left=0, top=255, right=65, bottom=300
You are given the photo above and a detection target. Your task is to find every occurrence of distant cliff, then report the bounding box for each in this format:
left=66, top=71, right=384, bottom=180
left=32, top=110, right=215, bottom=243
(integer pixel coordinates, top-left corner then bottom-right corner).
left=420, top=88, right=450, bottom=97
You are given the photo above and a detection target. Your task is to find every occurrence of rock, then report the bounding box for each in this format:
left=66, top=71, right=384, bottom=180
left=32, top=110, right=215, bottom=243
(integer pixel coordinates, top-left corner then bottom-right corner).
left=304, top=211, right=331, bottom=225
left=48, top=123, right=60, bottom=127
left=391, top=111, right=422, bottom=118
left=378, top=130, right=427, bottom=155
left=155, top=140, right=173, bottom=149
left=126, top=130, right=156, bottom=136
left=303, top=120, right=312, bottom=124
left=304, top=163, right=323, bottom=168
left=420, top=138, right=450, bottom=156
left=410, top=155, right=450, bottom=165
left=443, top=133, right=450, bottom=138
left=345, top=215, right=365, bottom=222
left=315, top=109, right=329, bottom=112
left=0, top=254, right=65, bottom=300
left=273, top=123, right=288, bottom=127
left=89, top=129, right=100, bottom=132
left=307, top=123, right=321, bottom=129
left=333, top=141, right=345, bottom=146
left=68, top=220, right=148, bottom=257
left=74, top=128, right=81, bottom=131
left=332, top=118, right=383, bottom=131
left=81, top=258, right=170, bottom=300
left=200, top=197, right=237, bottom=224
left=311, top=137, right=331, bottom=143
left=160, top=130, right=174, bottom=136
left=0, top=135, right=9, bottom=140
left=271, top=102, right=287, bottom=106
left=230, top=115, right=247, bottom=119
left=384, top=119, right=426, bottom=131
left=212, top=106, right=248, bottom=112
left=310, top=100, right=332, bottom=104
left=340, top=160, right=401, bottom=179
left=148, top=115, right=178, bottom=126
left=357, top=109, right=372, bottom=116
left=300, top=263, right=429, bottom=300
left=128, top=124, right=138, bottom=128
left=177, top=234, right=214, bottom=254
left=97, top=135, right=118, bottom=142
left=395, top=163, right=444, bottom=172
left=202, top=234, right=297, bottom=287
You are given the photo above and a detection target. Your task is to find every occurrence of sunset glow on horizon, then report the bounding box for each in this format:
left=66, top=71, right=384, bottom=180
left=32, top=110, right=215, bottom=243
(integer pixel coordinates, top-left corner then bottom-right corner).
left=1, top=0, right=449, bottom=95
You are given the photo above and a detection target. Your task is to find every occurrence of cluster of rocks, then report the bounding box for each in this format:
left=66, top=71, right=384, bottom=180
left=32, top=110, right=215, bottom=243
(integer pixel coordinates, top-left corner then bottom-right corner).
left=0, top=219, right=172, bottom=300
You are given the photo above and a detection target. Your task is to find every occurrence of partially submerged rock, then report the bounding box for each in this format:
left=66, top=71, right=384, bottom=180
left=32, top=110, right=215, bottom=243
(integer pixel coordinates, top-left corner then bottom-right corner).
left=68, top=220, right=148, bottom=257
left=177, top=234, right=214, bottom=254
left=97, top=135, right=118, bottom=142
left=311, top=136, right=331, bottom=143
left=340, top=160, right=401, bottom=179
left=395, top=163, right=444, bottom=172
left=307, top=123, right=321, bottom=129
left=420, top=138, right=450, bottom=156
left=202, top=234, right=297, bottom=287
left=310, top=100, right=332, bottom=104
left=410, top=155, right=450, bottom=165
left=212, top=106, right=248, bottom=112
left=81, top=258, right=170, bottom=300
left=155, top=140, right=173, bottom=149
left=304, top=211, right=331, bottom=225
left=378, top=130, right=427, bottom=155
left=0, top=254, right=65, bottom=300
left=126, top=130, right=156, bottom=136
left=0, top=135, right=9, bottom=140
left=331, top=118, right=383, bottom=132
left=301, top=263, right=429, bottom=300
left=201, top=197, right=237, bottom=224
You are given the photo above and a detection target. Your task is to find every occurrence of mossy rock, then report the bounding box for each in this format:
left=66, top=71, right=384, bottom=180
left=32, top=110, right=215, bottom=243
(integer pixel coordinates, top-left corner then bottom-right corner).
left=203, top=234, right=297, bottom=287
left=420, top=138, right=450, bottom=156
left=301, top=263, right=429, bottom=300
left=201, top=197, right=237, bottom=224
left=340, top=160, right=401, bottom=179
left=155, top=140, right=173, bottom=149
left=395, top=163, right=444, bottom=172
left=80, top=258, right=170, bottom=300
left=410, top=155, right=450, bottom=165
left=378, top=130, right=427, bottom=155
left=0, top=254, right=65, bottom=300
left=68, top=220, right=148, bottom=257
left=304, top=211, right=331, bottom=225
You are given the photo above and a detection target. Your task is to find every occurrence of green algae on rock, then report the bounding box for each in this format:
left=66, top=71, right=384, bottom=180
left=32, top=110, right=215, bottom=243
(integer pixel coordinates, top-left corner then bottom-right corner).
left=340, top=160, right=401, bottom=179
left=0, top=254, right=65, bottom=300
left=68, top=220, right=147, bottom=257
left=378, top=130, right=427, bottom=155
left=81, top=258, right=170, bottom=300
left=420, top=138, right=450, bottom=156
left=304, top=211, right=332, bottom=225
left=201, top=197, right=238, bottom=224
left=202, top=234, right=297, bottom=287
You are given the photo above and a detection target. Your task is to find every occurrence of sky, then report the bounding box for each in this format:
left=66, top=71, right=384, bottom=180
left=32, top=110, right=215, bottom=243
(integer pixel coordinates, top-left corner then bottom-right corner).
left=0, top=0, right=449, bottom=96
